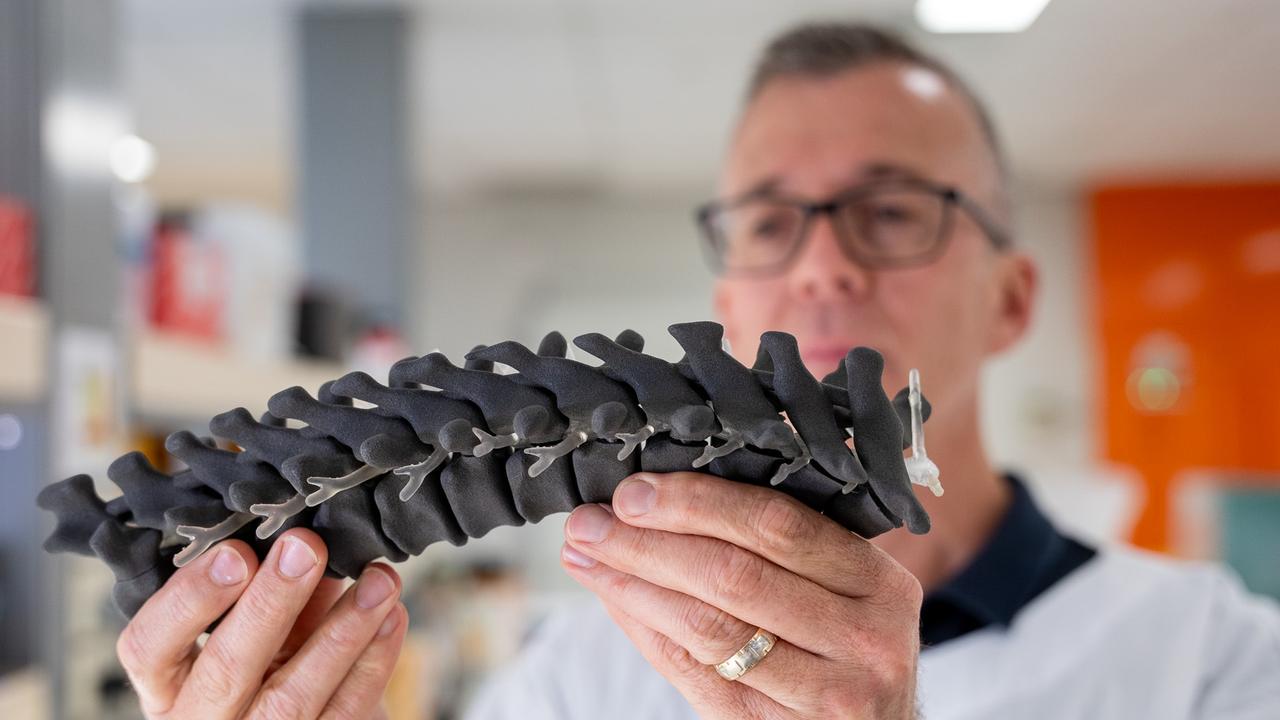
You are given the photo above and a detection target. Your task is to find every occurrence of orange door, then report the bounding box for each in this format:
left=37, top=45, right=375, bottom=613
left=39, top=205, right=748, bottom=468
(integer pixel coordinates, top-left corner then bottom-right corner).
left=1090, top=182, right=1280, bottom=550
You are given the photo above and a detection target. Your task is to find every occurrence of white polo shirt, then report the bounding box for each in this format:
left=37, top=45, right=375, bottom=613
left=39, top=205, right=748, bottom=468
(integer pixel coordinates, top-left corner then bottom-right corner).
left=460, top=476, right=1280, bottom=720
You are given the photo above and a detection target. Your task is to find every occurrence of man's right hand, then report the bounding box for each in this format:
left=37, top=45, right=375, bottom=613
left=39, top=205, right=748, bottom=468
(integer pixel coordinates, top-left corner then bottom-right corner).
left=115, top=527, right=407, bottom=719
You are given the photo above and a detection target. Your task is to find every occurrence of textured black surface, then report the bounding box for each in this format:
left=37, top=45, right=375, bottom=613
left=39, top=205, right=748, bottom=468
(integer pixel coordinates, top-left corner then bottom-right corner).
left=846, top=347, right=931, bottom=534
left=38, top=323, right=935, bottom=618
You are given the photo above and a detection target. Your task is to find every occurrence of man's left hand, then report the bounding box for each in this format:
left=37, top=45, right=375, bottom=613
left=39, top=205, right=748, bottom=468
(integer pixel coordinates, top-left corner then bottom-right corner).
left=560, top=471, right=923, bottom=720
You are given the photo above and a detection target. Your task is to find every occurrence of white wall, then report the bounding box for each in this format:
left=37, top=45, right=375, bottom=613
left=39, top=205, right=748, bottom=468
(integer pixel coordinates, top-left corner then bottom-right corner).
left=413, top=190, right=715, bottom=360
left=981, top=184, right=1138, bottom=542
left=982, top=184, right=1096, bottom=473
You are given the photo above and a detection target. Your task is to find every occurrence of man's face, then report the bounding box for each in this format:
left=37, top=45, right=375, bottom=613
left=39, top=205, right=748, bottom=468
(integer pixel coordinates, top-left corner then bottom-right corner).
left=714, top=62, right=1025, bottom=418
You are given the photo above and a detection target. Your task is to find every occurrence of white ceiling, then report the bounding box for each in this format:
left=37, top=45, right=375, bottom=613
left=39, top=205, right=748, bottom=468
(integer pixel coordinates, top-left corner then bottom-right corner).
left=122, top=0, right=1280, bottom=207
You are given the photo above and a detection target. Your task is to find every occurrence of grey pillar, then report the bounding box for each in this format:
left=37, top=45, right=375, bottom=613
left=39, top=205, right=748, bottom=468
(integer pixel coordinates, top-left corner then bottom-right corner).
left=1, top=0, right=122, bottom=715
left=296, top=6, right=411, bottom=332
left=40, top=2, right=125, bottom=328
left=0, top=0, right=46, bottom=680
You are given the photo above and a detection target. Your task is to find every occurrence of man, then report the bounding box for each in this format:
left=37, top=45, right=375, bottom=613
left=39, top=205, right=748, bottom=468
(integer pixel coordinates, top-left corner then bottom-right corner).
left=460, top=22, right=1280, bottom=720
left=112, top=21, right=1279, bottom=720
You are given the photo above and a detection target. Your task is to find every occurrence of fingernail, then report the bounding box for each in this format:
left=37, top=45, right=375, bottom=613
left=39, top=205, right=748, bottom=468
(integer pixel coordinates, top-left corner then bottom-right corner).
left=377, top=605, right=402, bottom=637
left=209, top=547, right=247, bottom=586
left=278, top=537, right=318, bottom=579
left=615, top=476, right=655, bottom=516
left=567, top=504, right=613, bottom=543
left=562, top=544, right=597, bottom=569
left=355, top=567, right=396, bottom=609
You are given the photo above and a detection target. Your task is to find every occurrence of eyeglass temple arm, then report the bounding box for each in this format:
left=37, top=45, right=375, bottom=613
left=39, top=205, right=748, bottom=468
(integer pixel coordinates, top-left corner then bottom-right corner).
left=951, top=191, right=1012, bottom=249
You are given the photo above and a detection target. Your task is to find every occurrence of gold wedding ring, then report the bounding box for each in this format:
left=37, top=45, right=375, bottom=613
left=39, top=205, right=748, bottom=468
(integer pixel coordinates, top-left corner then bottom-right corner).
left=714, top=628, right=778, bottom=681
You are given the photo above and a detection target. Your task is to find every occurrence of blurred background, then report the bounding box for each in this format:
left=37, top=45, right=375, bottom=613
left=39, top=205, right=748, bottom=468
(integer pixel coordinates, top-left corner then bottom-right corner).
left=1, top=0, right=1277, bottom=717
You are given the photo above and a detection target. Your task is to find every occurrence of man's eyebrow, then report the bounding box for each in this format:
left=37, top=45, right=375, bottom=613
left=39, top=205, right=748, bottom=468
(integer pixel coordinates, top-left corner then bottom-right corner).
left=738, top=176, right=781, bottom=199
left=859, top=162, right=927, bottom=182
left=731, top=162, right=929, bottom=200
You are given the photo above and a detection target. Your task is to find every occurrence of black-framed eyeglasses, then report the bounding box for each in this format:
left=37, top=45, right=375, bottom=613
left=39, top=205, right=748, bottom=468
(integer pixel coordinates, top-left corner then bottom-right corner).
left=695, top=177, right=1011, bottom=277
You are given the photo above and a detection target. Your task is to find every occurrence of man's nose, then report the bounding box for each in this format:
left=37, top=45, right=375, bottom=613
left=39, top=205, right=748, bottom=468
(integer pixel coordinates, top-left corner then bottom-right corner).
left=786, top=214, right=871, bottom=301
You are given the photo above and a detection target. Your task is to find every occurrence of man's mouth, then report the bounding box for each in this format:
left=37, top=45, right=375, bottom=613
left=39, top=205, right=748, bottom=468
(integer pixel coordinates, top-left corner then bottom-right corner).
left=799, top=342, right=858, bottom=371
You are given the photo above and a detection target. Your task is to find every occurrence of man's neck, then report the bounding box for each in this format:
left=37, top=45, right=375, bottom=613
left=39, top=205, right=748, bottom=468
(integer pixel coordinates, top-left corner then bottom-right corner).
left=871, top=392, right=1012, bottom=593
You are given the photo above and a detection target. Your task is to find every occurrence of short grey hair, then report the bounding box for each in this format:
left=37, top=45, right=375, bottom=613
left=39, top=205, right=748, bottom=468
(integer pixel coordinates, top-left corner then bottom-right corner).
left=745, top=22, right=1008, bottom=194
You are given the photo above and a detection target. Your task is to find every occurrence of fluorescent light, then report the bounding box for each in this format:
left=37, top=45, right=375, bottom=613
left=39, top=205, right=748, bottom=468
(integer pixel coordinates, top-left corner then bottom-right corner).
left=915, top=0, right=1053, bottom=33
left=109, top=134, right=157, bottom=183
left=45, top=94, right=124, bottom=180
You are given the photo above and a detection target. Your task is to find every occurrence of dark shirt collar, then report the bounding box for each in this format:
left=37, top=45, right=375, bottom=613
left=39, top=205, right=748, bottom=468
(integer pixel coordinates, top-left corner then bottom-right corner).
left=919, top=473, right=1096, bottom=647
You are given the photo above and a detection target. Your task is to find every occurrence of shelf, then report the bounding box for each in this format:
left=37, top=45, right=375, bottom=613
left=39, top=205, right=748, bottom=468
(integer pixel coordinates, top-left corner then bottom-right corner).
left=0, top=295, right=49, bottom=403
left=0, top=667, right=48, bottom=720
left=131, top=330, right=345, bottom=421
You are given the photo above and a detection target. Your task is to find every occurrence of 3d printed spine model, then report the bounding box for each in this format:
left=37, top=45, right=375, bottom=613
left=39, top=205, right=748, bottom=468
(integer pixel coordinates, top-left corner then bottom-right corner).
left=38, top=321, right=942, bottom=619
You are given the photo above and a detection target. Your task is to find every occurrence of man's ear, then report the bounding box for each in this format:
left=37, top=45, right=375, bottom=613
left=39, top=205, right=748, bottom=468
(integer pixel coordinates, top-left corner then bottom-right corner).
left=986, top=253, right=1037, bottom=355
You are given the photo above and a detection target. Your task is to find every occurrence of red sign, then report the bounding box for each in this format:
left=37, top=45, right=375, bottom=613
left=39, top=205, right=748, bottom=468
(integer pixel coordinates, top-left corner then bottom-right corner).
left=149, top=215, right=226, bottom=340
left=0, top=195, right=36, bottom=297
